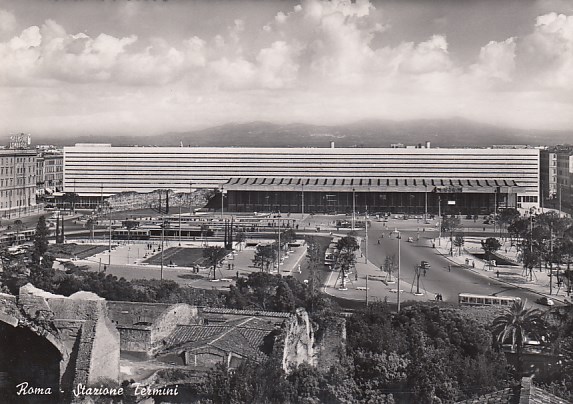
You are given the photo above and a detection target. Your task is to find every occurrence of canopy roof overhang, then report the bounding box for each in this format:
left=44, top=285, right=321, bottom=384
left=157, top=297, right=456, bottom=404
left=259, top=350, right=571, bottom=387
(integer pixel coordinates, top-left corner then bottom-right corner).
left=224, top=177, right=524, bottom=194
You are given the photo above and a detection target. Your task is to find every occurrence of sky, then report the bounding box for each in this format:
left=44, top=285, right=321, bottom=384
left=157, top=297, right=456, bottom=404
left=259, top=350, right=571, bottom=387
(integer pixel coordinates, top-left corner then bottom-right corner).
left=0, top=0, right=572, bottom=138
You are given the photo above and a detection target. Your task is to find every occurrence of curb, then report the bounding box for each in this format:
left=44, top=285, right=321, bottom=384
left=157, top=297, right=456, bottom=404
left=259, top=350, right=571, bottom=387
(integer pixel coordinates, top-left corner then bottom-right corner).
left=433, top=246, right=570, bottom=305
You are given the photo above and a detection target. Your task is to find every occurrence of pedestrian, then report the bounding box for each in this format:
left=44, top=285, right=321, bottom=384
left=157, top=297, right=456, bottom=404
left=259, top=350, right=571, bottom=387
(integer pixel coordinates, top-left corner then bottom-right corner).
left=472, top=261, right=475, bottom=268
left=377, top=239, right=380, bottom=245
left=423, top=268, right=427, bottom=277
left=448, top=264, right=451, bottom=272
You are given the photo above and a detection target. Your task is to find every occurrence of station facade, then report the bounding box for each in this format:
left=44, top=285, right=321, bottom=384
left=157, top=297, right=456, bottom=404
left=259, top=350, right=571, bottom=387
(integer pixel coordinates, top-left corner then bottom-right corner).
left=63, top=144, right=540, bottom=214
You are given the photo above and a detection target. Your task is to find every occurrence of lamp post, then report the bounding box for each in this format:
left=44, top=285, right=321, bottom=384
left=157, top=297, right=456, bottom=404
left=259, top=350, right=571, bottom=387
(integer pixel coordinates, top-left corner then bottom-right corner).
left=301, top=183, right=305, bottom=218
left=438, top=195, right=442, bottom=246
left=397, top=230, right=401, bottom=312
left=352, top=188, right=356, bottom=231
left=160, top=217, right=165, bottom=281
left=424, top=185, right=428, bottom=222
left=364, top=210, right=368, bottom=264
left=220, top=185, right=224, bottom=219
left=189, top=181, right=193, bottom=216
left=108, top=205, right=112, bottom=266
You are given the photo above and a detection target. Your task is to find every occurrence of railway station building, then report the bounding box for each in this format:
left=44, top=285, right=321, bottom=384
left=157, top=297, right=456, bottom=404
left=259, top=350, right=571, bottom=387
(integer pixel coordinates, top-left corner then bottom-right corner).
left=63, top=144, right=540, bottom=214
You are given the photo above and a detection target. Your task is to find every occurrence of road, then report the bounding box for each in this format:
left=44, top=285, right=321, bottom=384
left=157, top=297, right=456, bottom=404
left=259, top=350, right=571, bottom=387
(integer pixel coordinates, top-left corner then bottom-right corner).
left=367, top=221, right=555, bottom=308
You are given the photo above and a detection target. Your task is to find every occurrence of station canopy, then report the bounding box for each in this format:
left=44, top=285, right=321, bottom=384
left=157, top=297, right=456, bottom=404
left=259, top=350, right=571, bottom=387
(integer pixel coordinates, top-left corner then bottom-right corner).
left=224, top=177, right=524, bottom=194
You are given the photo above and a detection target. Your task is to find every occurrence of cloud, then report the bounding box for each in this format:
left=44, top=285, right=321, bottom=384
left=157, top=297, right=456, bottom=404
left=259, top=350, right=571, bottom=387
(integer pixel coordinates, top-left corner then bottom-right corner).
left=470, top=38, right=516, bottom=82
left=256, top=41, right=299, bottom=89
left=519, top=12, right=573, bottom=89
left=0, top=1, right=573, bottom=134
left=0, top=9, right=16, bottom=33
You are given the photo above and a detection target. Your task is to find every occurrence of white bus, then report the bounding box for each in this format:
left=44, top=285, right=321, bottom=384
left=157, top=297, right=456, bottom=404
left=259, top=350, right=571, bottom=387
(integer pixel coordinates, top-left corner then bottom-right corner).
left=458, top=293, right=520, bottom=307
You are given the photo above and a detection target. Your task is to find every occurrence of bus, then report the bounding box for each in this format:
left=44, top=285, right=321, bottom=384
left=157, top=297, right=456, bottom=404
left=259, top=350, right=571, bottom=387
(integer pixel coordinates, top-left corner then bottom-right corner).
left=324, top=248, right=337, bottom=267
left=458, top=293, right=520, bottom=307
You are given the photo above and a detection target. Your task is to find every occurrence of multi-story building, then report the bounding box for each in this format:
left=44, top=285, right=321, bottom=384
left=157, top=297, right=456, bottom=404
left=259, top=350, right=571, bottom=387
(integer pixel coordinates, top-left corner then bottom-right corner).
left=36, top=149, right=64, bottom=194
left=556, top=150, right=573, bottom=213
left=0, top=146, right=37, bottom=218
left=541, top=146, right=573, bottom=215
left=540, top=149, right=558, bottom=200
left=63, top=143, right=540, bottom=214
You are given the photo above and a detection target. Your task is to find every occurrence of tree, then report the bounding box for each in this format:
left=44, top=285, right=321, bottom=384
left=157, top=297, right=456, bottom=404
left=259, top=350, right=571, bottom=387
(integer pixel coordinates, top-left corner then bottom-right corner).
left=33, top=216, right=50, bottom=259
left=272, top=280, right=296, bottom=312
left=305, top=237, right=323, bottom=313
left=441, top=217, right=461, bottom=256
left=12, top=219, right=24, bottom=245
left=481, top=237, right=501, bottom=270
left=492, top=299, right=547, bottom=375
left=496, top=208, right=521, bottom=238
left=253, top=244, right=277, bottom=273
left=235, top=231, right=246, bottom=250
left=124, top=220, right=139, bottom=244
left=336, top=236, right=359, bottom=288
left=202, top=246, right=227, bottom=280
left=86, top=218, right=96, bottom=242
left=62, top=192, right=79, bottom=213
left=383, top=255, right=397, bottom=282
left=453, top=234, right=465, bottom=256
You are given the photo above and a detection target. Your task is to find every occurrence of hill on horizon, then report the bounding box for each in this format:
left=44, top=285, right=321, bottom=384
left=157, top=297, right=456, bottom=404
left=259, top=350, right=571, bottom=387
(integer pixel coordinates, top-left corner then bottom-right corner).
left=27, top=118, right=571, bottom=147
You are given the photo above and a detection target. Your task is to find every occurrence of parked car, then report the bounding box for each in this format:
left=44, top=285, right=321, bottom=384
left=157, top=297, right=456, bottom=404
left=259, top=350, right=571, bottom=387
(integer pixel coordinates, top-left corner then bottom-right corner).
left=536, top=297, right=554, bottom=306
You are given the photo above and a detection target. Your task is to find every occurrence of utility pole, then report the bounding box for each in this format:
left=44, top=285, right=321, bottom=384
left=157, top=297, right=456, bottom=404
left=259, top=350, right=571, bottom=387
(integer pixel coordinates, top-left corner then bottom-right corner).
left=424, top=185, right=428, bottom=222
left=352, top=188, right=356, bottom=231
left=108, top=206, right=112, bottom=265
left=301, top=183, right=305, bottom=218
left=415, top=265, right=421, bottom=295
left=178, top=204, right=182, bottom=246
left=220, top=185, right=224, bottom=219
left=160, top=217, right=165, bottom=281
left=364, top=209, right=368, bottom=264
left=493, top=190, right=497, bottom=234
left=438, top=195, right=442, bottom=245
left=366, top=274, right=369, bottom=306
left=397, top=230, right=401, bottom=312
left=557, top=184, right=563, bottom=219
left=549, top=227, right=553, bottom=295
left=277, top=218, right=281, bottom=276
left=189, top=182, right=193, bottom=216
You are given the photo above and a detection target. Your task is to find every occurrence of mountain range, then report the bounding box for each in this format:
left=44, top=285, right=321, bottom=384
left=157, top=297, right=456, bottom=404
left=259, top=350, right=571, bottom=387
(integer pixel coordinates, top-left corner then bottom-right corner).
left=30, top=118, right=571, bottom=147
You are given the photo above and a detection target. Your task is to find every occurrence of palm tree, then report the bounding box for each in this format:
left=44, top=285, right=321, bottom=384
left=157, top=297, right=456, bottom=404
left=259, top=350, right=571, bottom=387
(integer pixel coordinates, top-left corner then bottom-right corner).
left=492, top=299, right=547, bottom=375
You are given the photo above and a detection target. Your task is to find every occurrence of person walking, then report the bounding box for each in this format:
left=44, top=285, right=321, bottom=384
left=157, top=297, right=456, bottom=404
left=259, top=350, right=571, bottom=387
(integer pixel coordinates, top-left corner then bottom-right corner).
left=448, top=264, right=451, bottom=272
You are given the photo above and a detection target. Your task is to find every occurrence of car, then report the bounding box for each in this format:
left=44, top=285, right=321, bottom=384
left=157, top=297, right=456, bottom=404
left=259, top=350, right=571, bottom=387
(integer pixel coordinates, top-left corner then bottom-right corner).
left=536, top=297, right=555, bottom=306
left=420, top=261, right=431, bottom=269
left=407, top=237, right=414, bottom=242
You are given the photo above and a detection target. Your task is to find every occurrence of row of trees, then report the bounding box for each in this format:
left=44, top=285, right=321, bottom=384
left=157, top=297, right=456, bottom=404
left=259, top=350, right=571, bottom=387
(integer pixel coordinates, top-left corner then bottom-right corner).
left=506, top=211, right=573, bottom=290
left=252, top=229, right=298, bottom=273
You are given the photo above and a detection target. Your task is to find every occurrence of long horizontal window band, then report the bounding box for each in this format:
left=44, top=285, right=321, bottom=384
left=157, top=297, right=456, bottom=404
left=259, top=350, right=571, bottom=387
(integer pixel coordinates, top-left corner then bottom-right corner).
left=64, top=158, right=538, bottom=164
left=64, top=163, right=539, bottom=170
left=65, top=149, right=538, bottom=156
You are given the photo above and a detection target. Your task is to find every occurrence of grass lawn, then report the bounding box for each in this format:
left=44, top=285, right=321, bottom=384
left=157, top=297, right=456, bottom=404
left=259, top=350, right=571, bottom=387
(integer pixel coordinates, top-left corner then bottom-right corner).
left=142, top=247, right=213, bottom=267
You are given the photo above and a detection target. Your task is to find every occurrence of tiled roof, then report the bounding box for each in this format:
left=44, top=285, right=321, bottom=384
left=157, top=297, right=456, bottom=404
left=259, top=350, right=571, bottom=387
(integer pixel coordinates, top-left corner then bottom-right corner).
left=201, top=307, right=291, bottom=318
left=455, top=378, right=572, bottom=404
left=160, top=316, right=280, bottom=360
left=456, top=388, right=517, bottom=404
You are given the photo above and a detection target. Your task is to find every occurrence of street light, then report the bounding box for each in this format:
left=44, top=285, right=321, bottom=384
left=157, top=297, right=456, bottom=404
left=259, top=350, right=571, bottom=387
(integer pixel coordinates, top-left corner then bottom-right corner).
left=220, top=185, right=224, bottom=219
left=160, top=217, right=165, bottom=281
left=397, top=230, right=401, bottom=312
left=301, top=182, right=305, bottom=218
left=352, top=188, right=356, bottom=231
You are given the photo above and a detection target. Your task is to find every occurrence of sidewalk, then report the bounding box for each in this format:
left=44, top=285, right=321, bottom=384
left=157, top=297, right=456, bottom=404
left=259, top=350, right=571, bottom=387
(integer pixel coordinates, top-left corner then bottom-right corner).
left=433, top=236, right=571, bottom=305
left=323, top=236, right=436, bottom=304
